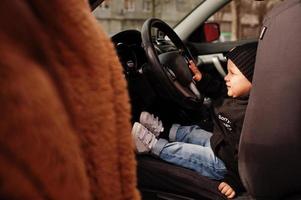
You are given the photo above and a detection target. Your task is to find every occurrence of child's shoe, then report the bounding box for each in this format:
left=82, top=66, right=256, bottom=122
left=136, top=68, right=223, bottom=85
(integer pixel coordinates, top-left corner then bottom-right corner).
left=131, top=122, right=158, bottom=153
left=139, top=111, right=164, bottom=137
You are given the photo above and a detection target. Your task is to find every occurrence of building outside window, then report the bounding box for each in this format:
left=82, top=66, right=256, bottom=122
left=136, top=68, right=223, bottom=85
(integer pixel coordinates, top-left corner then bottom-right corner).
left=176, top=0, right=189, bottom=12
left=124, top=0, right=135, bottom=12
left=99, top=0, right=110, bottom=9
left=143, top=0, right=152, bottom=12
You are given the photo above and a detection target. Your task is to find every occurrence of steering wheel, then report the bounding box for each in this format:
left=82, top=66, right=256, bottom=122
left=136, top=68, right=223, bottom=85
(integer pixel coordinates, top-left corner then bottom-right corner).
left=141, top=18, right=204, bottom=110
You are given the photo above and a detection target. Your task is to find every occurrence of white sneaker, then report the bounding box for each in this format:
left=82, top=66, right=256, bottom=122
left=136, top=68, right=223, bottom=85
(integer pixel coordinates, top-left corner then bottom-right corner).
left=131, top=122, right=158, bottom=153
left=139, top=111, right=164, bottom=137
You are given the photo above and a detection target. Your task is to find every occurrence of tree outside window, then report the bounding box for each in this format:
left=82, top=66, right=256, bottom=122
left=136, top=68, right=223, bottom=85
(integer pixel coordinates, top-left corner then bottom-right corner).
left=211, top=0, right=282, bottom=41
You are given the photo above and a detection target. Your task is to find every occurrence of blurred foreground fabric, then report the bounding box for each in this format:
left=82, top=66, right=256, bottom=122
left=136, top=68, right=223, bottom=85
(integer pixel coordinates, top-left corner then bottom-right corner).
left=0, top=0, right=139, bottom=199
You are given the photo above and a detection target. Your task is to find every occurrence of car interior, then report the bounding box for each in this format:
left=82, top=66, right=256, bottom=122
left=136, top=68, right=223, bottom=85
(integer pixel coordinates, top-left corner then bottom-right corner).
left=107, top=0, right=301, bottom=199
left=110, top=15, right=254, bottom=200
left=1, top=0, right=300, bottom=200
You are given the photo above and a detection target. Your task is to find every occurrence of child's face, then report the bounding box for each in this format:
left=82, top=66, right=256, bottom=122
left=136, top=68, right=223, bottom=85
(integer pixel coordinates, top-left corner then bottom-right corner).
left=224, top=60, right=252, bottom=98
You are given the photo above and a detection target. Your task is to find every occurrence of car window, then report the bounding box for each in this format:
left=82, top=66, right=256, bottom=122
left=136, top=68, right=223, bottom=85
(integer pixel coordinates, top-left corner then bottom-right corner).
left=93, top=0, right=205, bottom=35
left=208, top=0, right=282, bottom=42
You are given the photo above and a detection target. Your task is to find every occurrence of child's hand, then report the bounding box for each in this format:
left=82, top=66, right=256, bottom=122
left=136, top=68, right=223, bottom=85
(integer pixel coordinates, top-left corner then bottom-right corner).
left=188, top=60, right=202, bottom=82
left=218, top=182, right=236, bottom=199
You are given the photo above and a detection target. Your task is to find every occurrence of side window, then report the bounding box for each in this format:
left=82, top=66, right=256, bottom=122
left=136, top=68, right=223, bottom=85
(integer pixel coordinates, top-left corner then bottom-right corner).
left=208, top=0, right=282, bottom=42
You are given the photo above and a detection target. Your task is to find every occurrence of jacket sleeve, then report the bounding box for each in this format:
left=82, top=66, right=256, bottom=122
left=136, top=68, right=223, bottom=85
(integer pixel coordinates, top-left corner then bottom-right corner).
left=222, top=170, right=245, bottom=194
left=195, top=73, right=227, bottom=99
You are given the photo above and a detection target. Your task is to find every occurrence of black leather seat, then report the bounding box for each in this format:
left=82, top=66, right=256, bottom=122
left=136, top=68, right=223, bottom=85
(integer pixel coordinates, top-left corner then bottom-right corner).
left=138, top=155, right=226, bottom=200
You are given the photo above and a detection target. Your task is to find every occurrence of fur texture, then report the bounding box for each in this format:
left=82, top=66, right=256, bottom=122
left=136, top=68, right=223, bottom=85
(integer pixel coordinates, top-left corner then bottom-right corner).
left=0, top=0, right=139, bottom=199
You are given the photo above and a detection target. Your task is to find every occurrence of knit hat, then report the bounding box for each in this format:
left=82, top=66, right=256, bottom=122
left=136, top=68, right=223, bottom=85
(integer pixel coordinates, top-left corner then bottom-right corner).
left=226, top=43, right=258, bottom=82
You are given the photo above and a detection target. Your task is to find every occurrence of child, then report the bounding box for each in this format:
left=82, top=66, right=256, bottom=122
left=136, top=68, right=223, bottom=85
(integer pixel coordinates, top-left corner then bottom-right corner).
left=132, top=43, right=258, bottom=199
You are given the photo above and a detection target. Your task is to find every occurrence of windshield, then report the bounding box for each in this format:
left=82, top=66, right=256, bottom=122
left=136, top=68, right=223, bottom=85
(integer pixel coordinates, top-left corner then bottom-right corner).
left=93, top=0, right=205, bottom=35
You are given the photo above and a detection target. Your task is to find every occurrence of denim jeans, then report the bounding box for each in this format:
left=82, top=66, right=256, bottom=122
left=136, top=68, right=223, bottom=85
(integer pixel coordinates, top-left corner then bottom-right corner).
left=151, top=124, right=227, bottom=180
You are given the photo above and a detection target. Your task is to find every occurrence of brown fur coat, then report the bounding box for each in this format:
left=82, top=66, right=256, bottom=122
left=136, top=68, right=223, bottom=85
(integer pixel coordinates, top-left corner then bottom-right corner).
left=0, top=0, right=139, bottom=199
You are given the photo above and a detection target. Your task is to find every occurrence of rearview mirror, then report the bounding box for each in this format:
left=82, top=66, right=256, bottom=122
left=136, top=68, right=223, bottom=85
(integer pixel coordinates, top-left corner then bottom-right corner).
left=204, top=22, right=220, bottom=42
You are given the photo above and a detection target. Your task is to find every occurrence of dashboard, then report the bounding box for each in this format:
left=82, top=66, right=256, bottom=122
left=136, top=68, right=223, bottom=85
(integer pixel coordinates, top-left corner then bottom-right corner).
left=111, top=30, right=147, bottom=75
left=111, top=29, right=179, bottom=76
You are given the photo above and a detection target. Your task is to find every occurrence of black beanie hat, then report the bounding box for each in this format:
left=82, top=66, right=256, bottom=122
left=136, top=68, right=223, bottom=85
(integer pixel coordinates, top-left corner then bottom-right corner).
left=226, top=43, right=258, bottom=82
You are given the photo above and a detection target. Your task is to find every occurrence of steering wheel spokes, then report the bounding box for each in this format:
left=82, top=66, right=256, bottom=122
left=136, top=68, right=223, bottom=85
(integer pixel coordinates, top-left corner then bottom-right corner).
left=163, top=63, right=201, bottom=100
left=141, top=18, right=204, bottom=109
